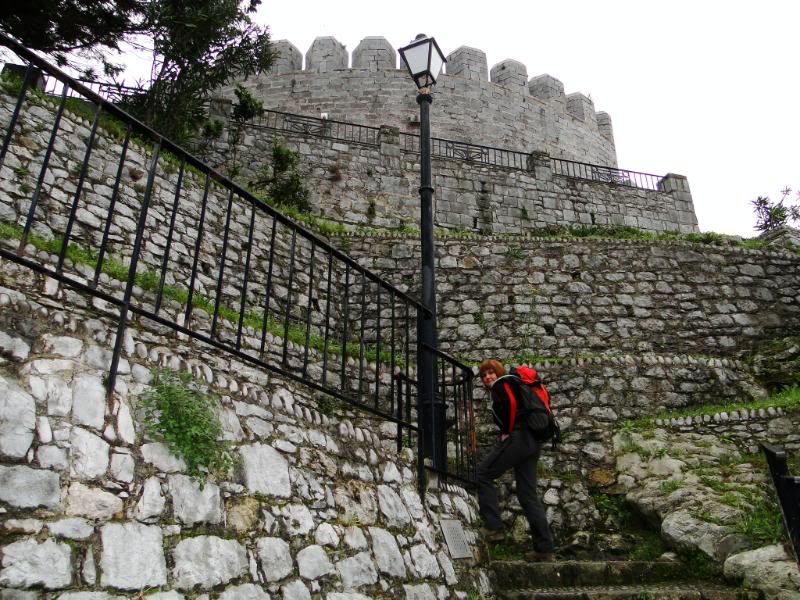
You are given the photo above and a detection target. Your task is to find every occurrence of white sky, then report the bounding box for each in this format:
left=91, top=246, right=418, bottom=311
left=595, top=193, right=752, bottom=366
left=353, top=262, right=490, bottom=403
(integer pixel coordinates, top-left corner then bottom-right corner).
left=250, top=0, right=799, bottom=238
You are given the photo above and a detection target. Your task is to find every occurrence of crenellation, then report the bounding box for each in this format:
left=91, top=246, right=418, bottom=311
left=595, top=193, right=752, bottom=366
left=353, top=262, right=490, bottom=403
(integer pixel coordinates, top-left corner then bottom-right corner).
left=565, top=92, right=596, bottom=123
left=596, top=111, right=614, bottom=142
left=528, top=74, right=565, bottom=100
left=352, top=37, right=397, bottom=71
left=305, top=36, right=348, bottom=73
left=489, top=59, right=528, bottom=89
left=271, top=40, right=303, bottom=74
left=444, top=46, right=488, bottom=81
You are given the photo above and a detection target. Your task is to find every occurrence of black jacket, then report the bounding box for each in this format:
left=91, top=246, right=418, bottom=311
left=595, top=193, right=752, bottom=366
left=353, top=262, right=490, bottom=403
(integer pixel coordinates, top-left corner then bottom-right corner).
left=489, top=374, right=532, bottom=435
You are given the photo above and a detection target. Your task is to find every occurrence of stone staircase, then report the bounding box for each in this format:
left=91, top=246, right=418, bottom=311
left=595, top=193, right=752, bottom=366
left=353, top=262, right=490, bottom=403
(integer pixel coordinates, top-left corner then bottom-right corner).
left=491, top=559, right=762, bottom=599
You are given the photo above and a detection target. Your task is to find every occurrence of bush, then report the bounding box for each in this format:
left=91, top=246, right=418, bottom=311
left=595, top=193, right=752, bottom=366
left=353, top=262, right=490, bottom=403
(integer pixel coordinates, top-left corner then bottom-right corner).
left=250, top=142, right=310, bottom=212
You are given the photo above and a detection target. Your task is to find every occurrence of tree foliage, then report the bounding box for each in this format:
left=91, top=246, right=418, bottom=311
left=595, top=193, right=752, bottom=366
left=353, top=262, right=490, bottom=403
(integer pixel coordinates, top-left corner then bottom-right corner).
left=250, top=142, right=311, bottom=212
left=751, top=186, right=800, bottom=233
left=122, top=0, right=273, bottom=144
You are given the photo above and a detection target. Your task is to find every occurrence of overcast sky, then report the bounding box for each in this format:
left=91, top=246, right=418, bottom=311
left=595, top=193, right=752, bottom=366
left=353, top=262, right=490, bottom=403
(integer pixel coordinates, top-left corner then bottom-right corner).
left=250, top=0, right=799, bottom=238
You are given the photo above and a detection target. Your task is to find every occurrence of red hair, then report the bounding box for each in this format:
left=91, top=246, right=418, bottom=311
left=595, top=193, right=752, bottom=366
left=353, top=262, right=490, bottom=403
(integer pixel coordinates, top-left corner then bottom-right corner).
left=478, top=359, right=506, bottom=378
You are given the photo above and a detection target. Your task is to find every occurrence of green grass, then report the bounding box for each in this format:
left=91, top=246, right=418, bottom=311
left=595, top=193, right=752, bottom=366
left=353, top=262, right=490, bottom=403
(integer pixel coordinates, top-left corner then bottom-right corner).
left=627, top=530, right=668, bottom=561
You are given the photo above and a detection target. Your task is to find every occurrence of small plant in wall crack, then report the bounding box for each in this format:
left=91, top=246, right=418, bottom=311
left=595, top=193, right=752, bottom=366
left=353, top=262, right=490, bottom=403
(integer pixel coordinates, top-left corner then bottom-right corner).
left=140, top=368, right=237, bottom=485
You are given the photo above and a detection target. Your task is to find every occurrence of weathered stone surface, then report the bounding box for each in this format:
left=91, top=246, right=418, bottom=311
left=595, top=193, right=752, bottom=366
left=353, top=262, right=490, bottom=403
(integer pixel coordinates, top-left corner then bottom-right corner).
left=41, top=335, right=83, bottom=358
left=240, top=443, right=291, bottom=497
left=0, top=376, right=36, bottom=458
left=49, top=517, right=94, bottom=540
left=70, top=426, right=110, bottom=479
left=173, top=536, right=248, bottom=589
left=54, top=593, right=125, bottom=599
left=133, top=476, right=165, bottom=521
left=218, top=584, right=270, bottom=599
left=327, top=594, right=372, bottom=600
left=661, top=508, right=749, bottom=562
left=335, top=552, right=378, bottom=589
left=226, top=496, right=261, bottom=532
left=0, top=538, right=72, bottom=589
left=0, top=331, right=31, bottom=361
left=0, top=464, right=61, bottom=508
left=100, top=523, right=167, bottom=589
left=168, top=474, right=223, bottom=526
left=116, top=400, right=135, bottom=445
left=724, top=544, right=800, bottom=595
left=71, top=374, right=106, bottom=430
left=403, top=583, right=437, bottom=600
left=377, top=484, right=410, bottom=527
left=344, top=526, right=368, bottom=549
left=109, top=452, right=135, bottom=482
left=38, top=443, right=69, bottom=470
left=297, top=545, right=333, bottom=580
left=315, top=522, right=339, bottom=547
left=409, top=543, right=441, bottom=578
left=282, top=580, right=310, bottom=600
left=66, top=482, right=122, bottom=519
left=141, top=442, right=186, bottom=472
left=282, top=503, right=314, bottom=536
left=256, top=537, right=293, bottom=582
left=369, top=527, right=406, bottom=578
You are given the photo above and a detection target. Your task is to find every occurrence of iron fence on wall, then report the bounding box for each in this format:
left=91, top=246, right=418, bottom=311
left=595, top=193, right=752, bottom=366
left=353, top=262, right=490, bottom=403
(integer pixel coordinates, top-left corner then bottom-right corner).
left=762, top=444, right=800, bottom=566
left=0, top=33, right=477, bottom=485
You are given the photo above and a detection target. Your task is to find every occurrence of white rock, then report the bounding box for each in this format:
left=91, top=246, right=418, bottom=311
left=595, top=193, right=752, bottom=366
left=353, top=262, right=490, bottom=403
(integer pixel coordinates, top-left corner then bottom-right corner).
left=382, top=462, right=402, bottom=483
left=37, top=415, right=53, bottom=443
left=327, top=594, right=372, bottom=600
left=0, top=464, right=61, bottom=508
left=0, top=377, right=36, bottom=458
left=581, top=441, right=607, bottom=461
left=543, top=489, right=560, bottom=505
left=724, top=544, right=800, bottom=594
left=109, top=452, right=135, bottom=482
left=218, top=583, right=270, bottom=599
left=72, top=374, right=106, bottom=430
left=297, top=545, right=333, bottom=580
left=437, top=551, right=458, bottom=585
left=409, top=543, right=441, bottom=578
left=56, top=593, right=124, bottom=600
left=343, top=526, right=368, bottom=549
left=3, top=518, right=43, bottom=533
left=377, top=485, right=411, bottom=527
left=42, top=335, right=83, bottom=358
left=661, top=510, right=748, bottom=562
left=369, top=527, right=406, bottom=578
left=36, top=443, right=68, bottom=470
left=134, top=476, right=166, bottom=522
left=70, top=426, right=110, bottom=479
left=0, top=538, right=72, bottom=589
left=401, top=488, right=426, bottom=521
left=49, top=518, right=94, bottom=540
left=37, top=375, right=73, bottom=416
left=282, top=580, right=310, bottom=600
left=82, top=546, right=97, bottom=585
left=66, top=482, right=123, bottom=520
left=173, top=536, right=248, bottom=590
left=100, top=523, right=167, bottom=589
left=168, top=474, right=223, bottom=526
left=116, top=400, right=135, bottom=444
left=0, top=331, right=30, bottom=361
left=141, top=442, right=186, bottom=472
left=283, top=504, right=315, bottom=536
left=403, top=584, right=437, bottom=600
left=147, top=593, right=185, bottom=600
left=219, top=407, right=245, bottom=442
left=335, top=552, right=378, bottom=589
left=241, top=443, right=291, bottom=497
left=314, top=522, right=340, bottom=547
left=256, top=537, right=293, bottom=582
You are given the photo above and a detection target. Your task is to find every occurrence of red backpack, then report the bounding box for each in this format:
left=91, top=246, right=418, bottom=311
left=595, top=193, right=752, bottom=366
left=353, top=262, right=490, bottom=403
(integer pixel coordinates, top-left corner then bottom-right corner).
left=510, top=366, right=561, bottom=450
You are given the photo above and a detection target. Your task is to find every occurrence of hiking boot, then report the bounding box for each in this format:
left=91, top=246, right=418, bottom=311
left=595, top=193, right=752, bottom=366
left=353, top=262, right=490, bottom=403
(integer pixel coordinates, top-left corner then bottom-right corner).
left=524, top=550, right=556, bottom=562
left=479, top=527, right=505, bottom=542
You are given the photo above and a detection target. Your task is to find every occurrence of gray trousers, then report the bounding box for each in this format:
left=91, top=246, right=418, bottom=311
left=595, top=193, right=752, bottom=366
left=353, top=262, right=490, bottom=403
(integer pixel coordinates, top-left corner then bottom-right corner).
left=476, top=428, right=554, bottom=553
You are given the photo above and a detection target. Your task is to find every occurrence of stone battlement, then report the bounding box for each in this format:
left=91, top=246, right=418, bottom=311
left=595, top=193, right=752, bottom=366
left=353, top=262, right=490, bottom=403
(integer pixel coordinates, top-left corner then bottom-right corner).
left=226, top=36, right=617, bottom=166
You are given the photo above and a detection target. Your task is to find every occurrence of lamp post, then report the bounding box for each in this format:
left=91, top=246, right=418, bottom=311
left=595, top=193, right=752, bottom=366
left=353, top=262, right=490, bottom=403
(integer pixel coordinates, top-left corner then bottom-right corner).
left=398, top=34, right=447, bottom=472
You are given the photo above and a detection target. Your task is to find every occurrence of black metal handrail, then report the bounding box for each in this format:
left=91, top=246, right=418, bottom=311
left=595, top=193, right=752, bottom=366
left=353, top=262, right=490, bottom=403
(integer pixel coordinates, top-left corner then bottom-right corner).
left=551, top=157, right=664, bottom=191
left=246, top=108, right=381, bottom=147
left=761, top=444, right=800, bottom=566
left=0, top=33, right=438, bottom=442
left=400, top=132, right=532, bottom=171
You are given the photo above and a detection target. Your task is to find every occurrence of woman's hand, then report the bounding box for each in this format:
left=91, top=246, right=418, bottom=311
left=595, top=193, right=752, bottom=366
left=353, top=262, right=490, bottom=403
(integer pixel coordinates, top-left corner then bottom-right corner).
left=500, top=433, right=509, bottom=442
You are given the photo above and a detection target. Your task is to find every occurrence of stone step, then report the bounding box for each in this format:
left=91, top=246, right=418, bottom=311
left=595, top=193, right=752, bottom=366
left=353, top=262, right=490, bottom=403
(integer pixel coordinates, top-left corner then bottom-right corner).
left=498, top=583, right=761, bottom=600
left=491, top=560, right=690, bottom=590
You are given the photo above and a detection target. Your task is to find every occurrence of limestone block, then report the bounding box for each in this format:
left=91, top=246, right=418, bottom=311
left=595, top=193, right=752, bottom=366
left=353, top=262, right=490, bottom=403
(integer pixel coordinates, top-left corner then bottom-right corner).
left=141, top=442, right=186, bottom=472
left=109, top=452, right=135, bottom=482
left=54, top=593, right=125, bottom=599
left=661, top=510, right=749, bottom=562
left=409, top=543, right=440, bottom=578
left=566, top=93, right=596, bottom=123
left=306, top=37, right=348, bottom=73
left=369, top=527, right=406, bottom=578
left=66, top=482, right=122, bottom=519
left=256, top=537, right=293, bottom=582
left=314, top=522, right=339, bottom=547
left=100, top=523, right=167, bottom=589
left=41, top=334, right=83, bottom=358
left=168, top=474, right=223, bottom=526
left=0, top=331, right=30, bottom=361
left=0, top=538, right=72, bottom=589
left=437, top=550, right=458, bottom=585
left=282, top=580, right=310, bottom=600
left=724, top=544, right=800, bottom=594
left=0, top=464, right=61, bottom=508
left=173, top=536, right=248, bottom=590
left=490, top=59, right=527, bottom=88
left=335, top=551, right=378, bottom=589
left=403, top=584, right=437, bottom=600
left=0, top=376, right=36, bottom=458
left=596, top=112, right=614, bottom=142
left=240, top=443, right=291, bottom=497
left=343, top=526, right=368, bottom=549
left=297, top=544, right=333, bottom=580
left=377, top=484, right=411, bottom=527
left=353, top=37, right=396, bottom=71
left=272, top=40, right=303, bottom=74
left=327, top=594, right=372, bottom=600
left=134, top=476, right=166, bottom=522
left=48, top=517, right=94, bottom=540
left=445, top=46, right=488, bottom=81
left=529, top=74, right=565, bottom=101
left=70, top=426, right=110, bottom=479
left=282, top=503, right=315, bottom=536
left=72, top=374, right=106, bottom=430
left=218, top=584, right=269, bottom=599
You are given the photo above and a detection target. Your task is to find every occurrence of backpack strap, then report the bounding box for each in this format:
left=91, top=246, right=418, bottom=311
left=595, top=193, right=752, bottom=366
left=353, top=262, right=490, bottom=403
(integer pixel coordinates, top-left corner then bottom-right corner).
left=502, top=381, right=517, bottom=435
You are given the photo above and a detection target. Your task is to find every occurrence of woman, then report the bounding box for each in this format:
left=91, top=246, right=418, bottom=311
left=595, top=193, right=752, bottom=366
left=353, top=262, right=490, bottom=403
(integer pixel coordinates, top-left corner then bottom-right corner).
left=476, top=359, right=555, bottom=561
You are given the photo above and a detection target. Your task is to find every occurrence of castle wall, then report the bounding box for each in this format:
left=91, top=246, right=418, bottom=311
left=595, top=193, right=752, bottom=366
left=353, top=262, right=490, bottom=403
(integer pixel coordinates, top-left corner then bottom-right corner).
left=205, top=120, right=698, bottom=234
left=223, top=37, right=618, bottom=168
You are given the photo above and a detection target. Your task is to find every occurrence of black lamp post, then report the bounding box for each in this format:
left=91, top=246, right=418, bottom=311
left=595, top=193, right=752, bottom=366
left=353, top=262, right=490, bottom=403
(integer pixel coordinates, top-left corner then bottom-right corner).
left=398, top=34, right=447, bottom=472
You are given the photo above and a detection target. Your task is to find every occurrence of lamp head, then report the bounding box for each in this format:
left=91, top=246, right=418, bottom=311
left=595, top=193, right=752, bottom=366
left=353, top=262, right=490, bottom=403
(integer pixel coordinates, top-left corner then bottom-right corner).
left=398, top=34, right=446, bottom=91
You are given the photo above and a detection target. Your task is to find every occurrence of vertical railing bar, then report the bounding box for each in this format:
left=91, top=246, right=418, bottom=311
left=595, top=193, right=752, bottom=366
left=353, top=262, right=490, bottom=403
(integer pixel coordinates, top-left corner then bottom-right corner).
left=340, top=264, right=350, bottom=394
left=321, top=252, right=334, bottom=385
left=184, top=174, right=211, bottom=327
left=374, top=286, right=381, bottom=409
left=281, top=229, right=297, bottom=366
left=210, top=188, right=236, bottom=338
left=390, top=290, right=396, bottom=415
left=258, top=216, right=278, bottom=360
left=357, top=270, right=366, bottom=400
left=235, top=201, right=257, bottom=352
left=396, top=374, right=403, bottom=453
left=153, top=158, right=185, bottom=314
left=18, top=85, right=68, bottom=253
left=0, top=64, right=36, bottom=170
left=302, top=243, right=316, bottom=378
left=93, top=126, right=131, bottom=287
left=57, top=101, right=103, bottom=272
left=106, top=139, right=162, bottom=402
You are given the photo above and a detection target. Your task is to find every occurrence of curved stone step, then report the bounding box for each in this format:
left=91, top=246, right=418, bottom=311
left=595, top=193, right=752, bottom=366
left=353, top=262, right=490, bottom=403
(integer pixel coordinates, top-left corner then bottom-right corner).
left=498, top=583, right=761, bottom=600
left=491, top=560, right=690, bottom=590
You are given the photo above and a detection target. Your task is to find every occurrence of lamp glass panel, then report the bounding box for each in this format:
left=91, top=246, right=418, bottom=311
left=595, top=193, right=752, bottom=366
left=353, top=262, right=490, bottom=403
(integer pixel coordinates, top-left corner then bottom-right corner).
left=429, top=50, right=445, bottom=81
left=402, top=41, right=431, bottom=77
